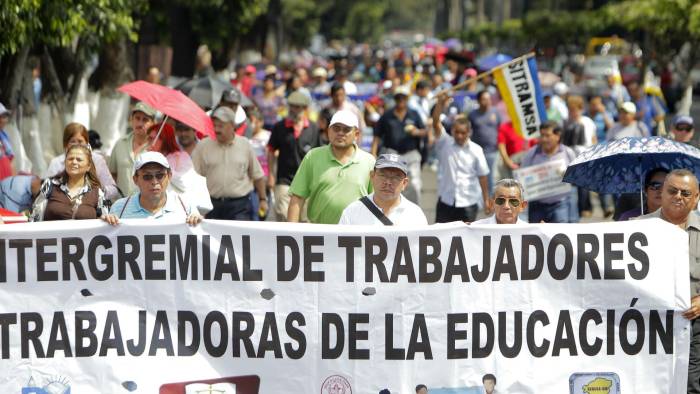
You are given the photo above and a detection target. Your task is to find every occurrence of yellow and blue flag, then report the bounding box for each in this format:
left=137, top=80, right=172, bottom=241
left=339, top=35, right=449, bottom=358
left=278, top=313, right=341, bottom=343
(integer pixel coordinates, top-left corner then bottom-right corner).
left=493, top=57, right=547, bottom=138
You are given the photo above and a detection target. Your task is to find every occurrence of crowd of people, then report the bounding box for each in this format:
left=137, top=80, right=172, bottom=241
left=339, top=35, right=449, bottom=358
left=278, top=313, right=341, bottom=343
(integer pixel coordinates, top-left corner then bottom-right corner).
left=0, top=56, right=695, bottom=226
left=2, top=48, right=700, bottom=392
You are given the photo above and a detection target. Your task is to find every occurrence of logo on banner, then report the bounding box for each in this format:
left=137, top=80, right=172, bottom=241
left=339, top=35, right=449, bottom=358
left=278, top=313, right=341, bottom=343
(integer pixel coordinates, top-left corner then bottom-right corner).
left=569, top=372, right=620, bottom=394
left=22, top=375, right=71, bottom=394
left=321, top=375, right=352, bottom=394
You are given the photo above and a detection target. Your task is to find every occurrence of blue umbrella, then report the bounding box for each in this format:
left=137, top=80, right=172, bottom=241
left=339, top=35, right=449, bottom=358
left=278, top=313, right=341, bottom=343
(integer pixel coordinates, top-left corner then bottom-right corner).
left=563, top=136, right=700, bottom=209
left=476, top=53, right=513, bottom=71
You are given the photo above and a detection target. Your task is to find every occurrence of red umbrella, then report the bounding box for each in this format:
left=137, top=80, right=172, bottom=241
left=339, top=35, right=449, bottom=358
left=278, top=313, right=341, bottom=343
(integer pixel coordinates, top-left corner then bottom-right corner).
left=118, top=80, right=215, bottom=138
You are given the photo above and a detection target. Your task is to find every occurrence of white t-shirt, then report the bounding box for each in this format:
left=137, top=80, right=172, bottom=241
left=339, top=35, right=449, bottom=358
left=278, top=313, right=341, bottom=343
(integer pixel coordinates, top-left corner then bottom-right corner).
left=472, top=215, right=527, bottom=224
left=338, top=193, right=428, bottom=225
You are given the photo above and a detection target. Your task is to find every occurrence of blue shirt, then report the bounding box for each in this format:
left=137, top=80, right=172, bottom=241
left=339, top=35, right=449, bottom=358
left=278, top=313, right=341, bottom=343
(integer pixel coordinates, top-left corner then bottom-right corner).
left=0, top=175, right=33, bottom=212
left=110, top=191, right=196, bottom=219
left=468, top=108, right=501, bottom=152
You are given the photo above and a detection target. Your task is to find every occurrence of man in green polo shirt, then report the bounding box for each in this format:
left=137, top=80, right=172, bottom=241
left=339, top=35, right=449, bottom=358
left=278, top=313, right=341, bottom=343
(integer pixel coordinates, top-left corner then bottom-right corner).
left=288, top=109, right=375, bottom=224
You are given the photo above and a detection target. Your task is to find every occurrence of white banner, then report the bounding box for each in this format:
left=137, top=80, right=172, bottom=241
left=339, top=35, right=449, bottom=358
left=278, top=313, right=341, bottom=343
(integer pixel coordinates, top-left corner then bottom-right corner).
left=514, top=159, right=572, bottom=201
left=0, top=219, right=691, bottom=393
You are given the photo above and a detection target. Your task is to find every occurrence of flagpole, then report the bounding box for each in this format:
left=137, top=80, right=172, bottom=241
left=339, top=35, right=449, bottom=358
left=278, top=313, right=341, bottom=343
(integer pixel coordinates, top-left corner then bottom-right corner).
left=437, top=52, right=537, bottom=96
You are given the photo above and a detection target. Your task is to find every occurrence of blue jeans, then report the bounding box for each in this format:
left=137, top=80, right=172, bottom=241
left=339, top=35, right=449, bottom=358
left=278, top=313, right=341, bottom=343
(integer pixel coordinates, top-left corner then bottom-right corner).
left=528, top=199, right=570, bottom=223
left=484, top=150, right=499, bottom=195
left=568, top=187, right=580, bottom=223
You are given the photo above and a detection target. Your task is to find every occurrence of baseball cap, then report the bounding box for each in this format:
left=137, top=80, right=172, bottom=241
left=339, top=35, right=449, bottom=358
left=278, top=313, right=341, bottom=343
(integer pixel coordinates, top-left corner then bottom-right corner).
left=131, top=101, right=156, bottom=118
left=287, top=91, right=311, bottom=107
left=220, top=89, right=241, bottom=104
left=212, top=105, right=247, bottom=126
left=245, top=65, right=256, bottom=74
left=0, top=103, right=9, bottom=117
left=312, top=67, right=327, bottom=78
left=620, top=102, right=637, bottom=114
left=133, top=151, right=170, bottom=175
left=265, top=65, right=277, bottom=75
left=394, top=85, right=411, bottom=98
left=329, top=110, right=359, bottom=129
left=375, top=153, right=408, bottom=175
left=674, top=115, right=694, bottom=127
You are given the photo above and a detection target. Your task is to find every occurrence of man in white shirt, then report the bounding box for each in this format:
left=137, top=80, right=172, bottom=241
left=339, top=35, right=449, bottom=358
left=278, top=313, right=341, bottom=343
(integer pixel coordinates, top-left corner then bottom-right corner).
left=431, top=94, right=490, bottom=223
left=338, top=153, right=427, bottom=225
left=472, top=179, right=528, bottom=224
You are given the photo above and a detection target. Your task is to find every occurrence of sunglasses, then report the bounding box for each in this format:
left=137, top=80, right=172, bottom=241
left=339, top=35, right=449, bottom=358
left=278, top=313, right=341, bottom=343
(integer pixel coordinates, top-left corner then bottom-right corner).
left=675, top=126, right=693, bottom=132
left=140, top=172, right=167, bottom=181
left=666, top=187, right=694, bottom=198
left=646, top=181, right=663, bottom=191
left=494, top=197, right=521, bottom=207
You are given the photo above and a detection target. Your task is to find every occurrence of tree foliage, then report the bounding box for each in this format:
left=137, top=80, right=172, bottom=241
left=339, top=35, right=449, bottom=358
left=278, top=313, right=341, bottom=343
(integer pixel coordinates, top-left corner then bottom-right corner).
left=0, top=0, right=145, bottom=56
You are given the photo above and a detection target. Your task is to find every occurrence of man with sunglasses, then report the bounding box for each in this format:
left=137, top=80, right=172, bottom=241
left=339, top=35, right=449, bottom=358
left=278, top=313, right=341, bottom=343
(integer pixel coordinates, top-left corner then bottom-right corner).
left=639, top=168, right=700, bottom=393
left=338, top=154, right=427, bottom=225
left=672, top=115, right=697, bottom=148
left=103, top=152, right=201, bottom=225
left=473, top=179, right=527, bottom=224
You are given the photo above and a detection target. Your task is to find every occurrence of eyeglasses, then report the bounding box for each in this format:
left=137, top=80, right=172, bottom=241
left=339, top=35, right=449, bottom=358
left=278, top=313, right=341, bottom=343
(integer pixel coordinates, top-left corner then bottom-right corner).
left=376, top=172, right=406, bottom=184
left=675, top=126, right=693, bottom=132
left=140, top=172, right=167, bottom=181
left=494, top=197, right=521, bottom=207
left=666, top=186, right=694, bottom=198
left=646, top=181, right=663, bottom=191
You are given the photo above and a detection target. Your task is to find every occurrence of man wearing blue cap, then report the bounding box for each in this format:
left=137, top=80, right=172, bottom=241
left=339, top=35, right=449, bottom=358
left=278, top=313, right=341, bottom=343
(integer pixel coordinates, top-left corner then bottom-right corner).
left=673, top=115, right=697, bottom=148
left=338, top=153, right=427, bottom=225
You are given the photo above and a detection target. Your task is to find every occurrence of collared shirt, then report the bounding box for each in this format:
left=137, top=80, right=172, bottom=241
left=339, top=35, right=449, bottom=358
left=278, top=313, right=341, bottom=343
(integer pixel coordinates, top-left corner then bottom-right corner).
left=110, top=190, right=195, bottom=219
left=289, top=145, right=375, bottom=224
left=0, top=175, right=33, bottom=212
left=521, top=144, right=576, bottom=204
left=191, top=136, right=264, bottom=198
left=374, top=108, right=425, bottom=154
left=108, top=133, right=139, bottom=196
left=639, top=209, right=700, bottom=297
left=472, top=214, right=527, bottom=224
left=338, top=193, right=428, bottom=225
left=435, top=130, right=489, bottom=207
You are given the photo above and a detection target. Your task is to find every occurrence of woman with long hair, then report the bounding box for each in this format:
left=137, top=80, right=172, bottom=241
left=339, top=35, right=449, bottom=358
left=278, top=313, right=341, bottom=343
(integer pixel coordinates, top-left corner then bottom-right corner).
left=32, top=144, right=106, bottom=221
left=45, top=122, right=119, bottom=200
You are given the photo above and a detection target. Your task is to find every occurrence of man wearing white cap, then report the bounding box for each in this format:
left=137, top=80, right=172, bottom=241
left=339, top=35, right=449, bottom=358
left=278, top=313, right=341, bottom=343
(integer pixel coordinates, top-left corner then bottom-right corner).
left=191, top=106, right=266, bottom=220
left=103, top=151, right=201, bottom=224
left=288, top=110, right=375, bottom=224
left=606, top=101, right=650, bottom=140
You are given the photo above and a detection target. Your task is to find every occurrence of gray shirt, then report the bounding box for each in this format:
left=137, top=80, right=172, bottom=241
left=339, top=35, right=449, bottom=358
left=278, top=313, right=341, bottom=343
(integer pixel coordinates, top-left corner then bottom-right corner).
left=639, top=209, right=700, bottom=297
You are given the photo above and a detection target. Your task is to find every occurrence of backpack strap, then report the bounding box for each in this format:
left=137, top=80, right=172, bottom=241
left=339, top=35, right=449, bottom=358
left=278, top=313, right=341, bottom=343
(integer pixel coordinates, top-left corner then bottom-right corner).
left=359, top=196, right=394, bottom=226
left=118, top=195, right=131, bottom=219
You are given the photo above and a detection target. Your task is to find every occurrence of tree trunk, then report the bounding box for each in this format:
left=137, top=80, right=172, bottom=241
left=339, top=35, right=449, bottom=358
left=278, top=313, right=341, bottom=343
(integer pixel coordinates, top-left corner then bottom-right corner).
left=169, top=6, right=198, bottom=78
left=676, top=42, right=699, bottom=116
left=0, top=46, right=30, bottom=111
left=89, top=40, right=133, bottom=153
